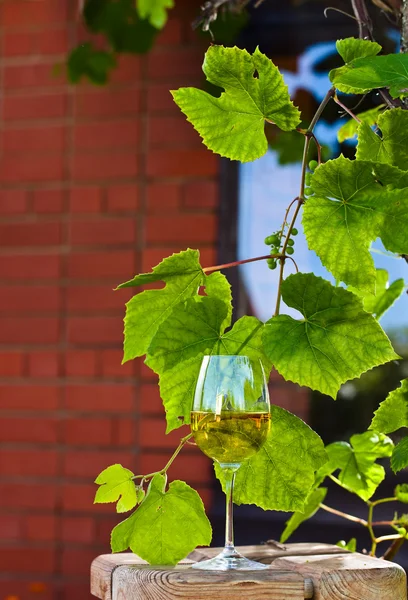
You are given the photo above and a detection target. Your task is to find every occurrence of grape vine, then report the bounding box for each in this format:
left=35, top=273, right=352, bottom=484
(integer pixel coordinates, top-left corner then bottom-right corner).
left=88, top=1, right=408, bottom=565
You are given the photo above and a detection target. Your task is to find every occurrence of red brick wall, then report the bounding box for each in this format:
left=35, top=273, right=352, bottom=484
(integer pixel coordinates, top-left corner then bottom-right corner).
left=0, top=1, right=218, bottom=597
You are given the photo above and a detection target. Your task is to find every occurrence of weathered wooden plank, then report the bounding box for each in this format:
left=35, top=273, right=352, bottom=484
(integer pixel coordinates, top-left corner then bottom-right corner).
left=112, top=565, right=307, bottom=600
left=272, top=552, right=407, bottom=600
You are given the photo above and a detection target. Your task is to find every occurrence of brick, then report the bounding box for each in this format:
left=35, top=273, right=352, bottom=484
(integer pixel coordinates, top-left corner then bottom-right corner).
left=147, top=48, right=203, bottom=79
left=37, top=27, right=69, bottom=54
left=25, top=515, right=56, bottom=541
left=183, top=181, right=218, bottom=209
left=70, top=186, right=102, bottom=213
left=3, top=92, right=67, bottom=121
left=64, top=450, right=133, bottom=478
left=114, top=418, right=136, bottom=446
left=0, top=483, right=57, bottom=509
left=147, top=183, right=181, bottom=212
left=0, top=285, right=61, bottom=313
left=0, top=189, right=28, bottom=214
left=147, top=81, right=201, bottom=114
left=62, top=516, right=95, bottom=543
left=0, top=1, right=67, bottom=26
left=96, top=516, right=122, bottom=544
left=140, top=453, right=210, bottom=483
left=3, top=125, right=65, bottom=153
left=107, top=184, right=139, bottom=212
left=0, top=449, right=58, bottom=477
left=62, top=548, right=101, bottom=576
left=0, top=385, right=59, bottom=410
left=0, top=547, right=55, bottom=574
left=72, top=152, right=139, bottom=181
left=0, top=580, right=55, bottom=599
left=65, top=350, right=97, bottom=377
left=28, top=351, right=60, bottom=377
left=67, top=250, right=136, bottom=280
left=0, top=515, right=22, bottom=542
left=67, top=316, right=122, bottom=345
left=110, top=55, right=142, bottom=83
left=64, top=417, right=112, bottom=446
left=63, top=582, right=94, bottom=600
left=0, top=417, right=58, bottom=444
left=2, top=30, right=33, bottom=56
left=148, top=116, right=200, bottom=147
left=100, top=349, right=136, bottom=378
left=74, top=120, right=140, bottom=149
left=0, top=254, right=60, bottom=280
left=4, top=63, right=61, bottom=89
left=139, top=418, right=183, bottom=448
left=65, top=384, right=134, bottom=412
left=33, top=189, right=65, bottom=213
left=140, top=383, right=163, bottom=415
left=66, top=285, right=126, bottom=313
left=61, top=482, right=110, bottom=512
left=75, top=87, right=141, bottom=118
left=0, top=352, right=24, bottom=376
left=155, top=18, right=182, bottom=45
left=147, top=149, right=218, bottom=177
left=0, top=154, right=64, bottom=182
left=0, top=317, right=59, bottom=344
left=69, top=218, right=136, bottom=246
left=146, top=214, right=217, bottom=243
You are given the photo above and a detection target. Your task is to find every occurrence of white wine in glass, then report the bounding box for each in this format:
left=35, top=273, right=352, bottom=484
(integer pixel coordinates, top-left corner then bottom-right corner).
left=191, top=355, right=271, bottom=571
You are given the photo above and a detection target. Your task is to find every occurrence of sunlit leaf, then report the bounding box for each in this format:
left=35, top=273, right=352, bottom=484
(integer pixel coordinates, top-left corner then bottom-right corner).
left=280, top=487, right=327, bottom=543
left=94, top=464, right=138, bottom=513
left=348, top=269, right=405, bottom=320
left=356, top=109, right=408, bottom=170
left=137, top=0, right=174, bottom=29
left=370, top=380, right=408, bottom=433
left=336, top=38, right=381, bottom=63
left=337, top=105, right=384, bottom=143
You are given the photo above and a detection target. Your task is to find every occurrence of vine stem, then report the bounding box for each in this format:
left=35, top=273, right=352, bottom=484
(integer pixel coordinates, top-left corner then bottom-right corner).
left=382, top=537, right=406, bottom=561
left=132, top=433, right=193, bottom=481
left=320, top=503, right=368, bottom=526
left=203, top=253, right=299, bottom=273
left=367, top=501, right=377, bottom=555
left=333, top=94, right=361, bottom=123
left=274, top=87, right=335, bottom=316
left=376, top=534, right=404, bottom=543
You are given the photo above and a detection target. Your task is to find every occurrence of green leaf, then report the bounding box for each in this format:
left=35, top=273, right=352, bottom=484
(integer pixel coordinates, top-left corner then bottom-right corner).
left=336, top=538, right=357, bottom=552
left=348, top=269, right=405, bottom=320
left=371, top=162, right=408, bottom=188
left=204, top=271, right=233, bottom=331
left=215, top=405, right=327, bottom=511
left=392, top=437, right=408, bottom=473
left=153, top=304, right=271, bottom=432
left=111, top=474, right=212, bottom=565
left=262, top=273, right=398, bottom=399
left=370, top=380, right=408, bottom=434
left=356, top=109, right=408, bottom=170
left=137, top=0, right=174, bottom=29
left=121, top=250, right=204, bottom=362
left=337, top=105, right=384, bottom=143
left=172, top=46, right=301, bottom=162
left=280, top=487, right=327, bottom=543
left=67, top=43, right=116, bottom=85
left=336, top=38, right=381, bottom=64
left=330, top=54, right=408, bottom=98
left=396, top=483, right=408, bottom=503
left=325, top=432, right=393, bottom=501
left=303, top=156, right=408, bottom=293
left=84, top=0, right=157, bottom=54
left=94, top=464, right=138, bottom=513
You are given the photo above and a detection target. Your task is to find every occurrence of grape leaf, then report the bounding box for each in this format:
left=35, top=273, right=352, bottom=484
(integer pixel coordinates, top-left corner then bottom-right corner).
left=137, top=0, right=174, bottom=29
left=324, top=431, right=393, bottom=501
left=371, top=162, right=408, bottom=188
left=151, top=299, right=271, bottom=431
left=330, top=54, right=408, bottom=98
left=67, top=43, right=116, bottom=85
left=337, top=538, right=357, bottom=552
left=94, top=464, right=138, bottom=513
left=172, top=46, right=301, bottom=162
left=111, top=473, right=212, bottom=565
left=356, top=109, right=408, bottom=170
left=370, top=380, right=408, bottom=433
left=337, top=105, right=384, bottom=143
left=391, top=437, right=408, bottom=473
left=120, top=250, right=204, bottom=362
left=336, top=38, right=381, bottom=64
left=204, top=271, right=233, bottom=331
left=348, top=269, right=405, bottom=320
left=303, top=156, right=408, bottom=293
left=215, top=406, right=327, bottom=511
left=395, top=483, right=408, bottom=503
left=262, top=273, right=398, bottom=399
left=280, top=487, right=327, bottom=543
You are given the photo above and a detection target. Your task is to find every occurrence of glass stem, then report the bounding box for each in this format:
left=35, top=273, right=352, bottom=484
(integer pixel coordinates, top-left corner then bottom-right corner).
left=223, top=467, right=236, bottom=551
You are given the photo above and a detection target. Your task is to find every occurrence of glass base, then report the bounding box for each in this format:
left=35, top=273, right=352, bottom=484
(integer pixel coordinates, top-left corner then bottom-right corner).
left=192, top=547, right=269, bottom=571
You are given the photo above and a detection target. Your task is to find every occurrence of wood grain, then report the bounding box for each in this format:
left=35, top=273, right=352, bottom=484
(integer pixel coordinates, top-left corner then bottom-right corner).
left=112, top=565, right=307, bottom=600
left=272, top=552, right=407, bottom=600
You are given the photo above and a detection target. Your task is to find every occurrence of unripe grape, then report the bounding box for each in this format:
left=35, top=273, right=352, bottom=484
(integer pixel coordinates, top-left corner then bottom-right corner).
left=286, top=247, right=294, bottom=255
left=305, top=187, right=313, bottom=195
left=305, top=172, right=311, bottom=186
left=309, top=160, right=318, bottom=171
left=291, top=228, right=298, bottom=236
left=264, top=235, right=274, bottom=245
left=287, top=238, right=294, bottom=246
left=267, top=258, right=277, bottom=269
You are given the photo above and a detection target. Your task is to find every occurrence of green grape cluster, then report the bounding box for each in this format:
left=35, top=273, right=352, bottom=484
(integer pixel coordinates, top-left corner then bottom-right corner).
left=264, top=227, right=298, bottom=269
left=304, top=160, right=318, bottom=196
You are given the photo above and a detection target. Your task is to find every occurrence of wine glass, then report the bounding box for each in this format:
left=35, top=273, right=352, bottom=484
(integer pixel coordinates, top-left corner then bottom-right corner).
left=190, top=355, right=271, bottom=571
